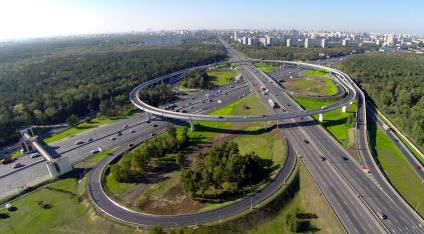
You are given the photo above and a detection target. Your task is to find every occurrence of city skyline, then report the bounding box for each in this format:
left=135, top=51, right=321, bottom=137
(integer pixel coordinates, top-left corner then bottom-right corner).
left=1, top=0, right=424, bottom=40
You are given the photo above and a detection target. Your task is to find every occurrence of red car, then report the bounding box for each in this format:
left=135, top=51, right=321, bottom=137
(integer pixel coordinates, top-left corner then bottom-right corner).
left=416, top=164, right=422, bottom=170
left=128, top=143, right=134, bottom=148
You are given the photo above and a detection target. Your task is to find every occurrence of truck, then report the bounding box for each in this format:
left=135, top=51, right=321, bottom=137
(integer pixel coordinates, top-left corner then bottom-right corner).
left=268, top=99, right=277, bottom=108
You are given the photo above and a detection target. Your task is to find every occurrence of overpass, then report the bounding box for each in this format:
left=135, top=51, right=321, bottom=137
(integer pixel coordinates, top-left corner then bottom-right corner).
left=130, top=60, right=356, bottom=129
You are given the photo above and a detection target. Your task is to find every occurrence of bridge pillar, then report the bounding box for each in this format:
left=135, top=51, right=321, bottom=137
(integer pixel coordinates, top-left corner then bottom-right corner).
left=319, top=113, right=324, bottom=122
left=146, top=112, right=152, bottom=122
left=189, top=120, right=195, bottom=132
left=264, top=121, right=267, bottom=130
left=342, top=105, right=347, bottom=113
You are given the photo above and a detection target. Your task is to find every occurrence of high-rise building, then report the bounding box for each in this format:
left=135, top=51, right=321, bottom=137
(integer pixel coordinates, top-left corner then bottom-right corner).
left=242, top=36, right=248, bottom=45
left=259, top=37, right=267, bottom=46
left=234, top=31, right=237, bottom=41
left=304, top=38, right=310, bottom=48
left=265, top=36, right=272, bottom=45
left=320, top=38, right=327, bottom=48
left=386, top=34, right=396, bottom=46
left=286, top=38, right=292, bottom=47
left=247, top=37, right=253, bottom=45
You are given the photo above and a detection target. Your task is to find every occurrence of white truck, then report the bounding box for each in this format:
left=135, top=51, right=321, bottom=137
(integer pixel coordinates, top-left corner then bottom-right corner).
left=268, top=99, right=277, bottom=108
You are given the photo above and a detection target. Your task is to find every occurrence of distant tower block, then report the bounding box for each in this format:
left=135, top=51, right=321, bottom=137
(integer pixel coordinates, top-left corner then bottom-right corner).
left=342, top=105, right=347, bottom=113
left=319, top=113, right=324, bottom=122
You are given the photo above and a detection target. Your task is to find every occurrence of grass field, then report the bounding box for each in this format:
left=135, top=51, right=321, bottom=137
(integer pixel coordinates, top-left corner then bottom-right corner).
left=206, top=69, right=238, bottom=87
left=0, top=150, right=135, bottom=234
left=284, top=76, right=338, bottom=96
left=368, top=122, right=424, bottom=217
left=291, top=95, right=358, bottom=161
left=43, top=109, right=137, bottom=144
left=303, top=70, right=329, bottom=77
left=255, top=62, right=275, bottom=73
left=185, top=164, right=343, bottom=234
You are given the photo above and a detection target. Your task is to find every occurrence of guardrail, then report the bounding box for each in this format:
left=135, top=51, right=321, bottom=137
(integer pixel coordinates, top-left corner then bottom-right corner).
left=130, top=60, right=356, bottom=123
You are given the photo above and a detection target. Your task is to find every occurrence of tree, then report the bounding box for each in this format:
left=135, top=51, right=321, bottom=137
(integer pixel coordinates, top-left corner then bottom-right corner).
left=149, top=225, right=164, bottom=234
left=175, top=152, right=184, bottom=168
left=66, top=114, right=79, bottom=127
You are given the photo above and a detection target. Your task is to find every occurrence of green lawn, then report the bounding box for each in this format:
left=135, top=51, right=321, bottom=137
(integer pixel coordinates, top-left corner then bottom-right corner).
left=255, top=62, right=275, bottom=73
left=368, top=122, right=424, bottom=217
left=206, top=69, right=238, bottom=87
left=0, top=151, right=135, bottom=234
left=284, top=76, right=338, bottom=96
left=304, top=69, right=329, bottom=77
left=43, top=109, right=137, bottom=144
left=292, top=96, right=357, bottom=148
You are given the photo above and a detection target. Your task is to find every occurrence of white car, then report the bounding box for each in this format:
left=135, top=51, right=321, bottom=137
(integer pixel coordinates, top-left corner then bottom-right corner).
left=74, top=140, right=83, bottom=145
left=30, top=152, right=41, bottom=158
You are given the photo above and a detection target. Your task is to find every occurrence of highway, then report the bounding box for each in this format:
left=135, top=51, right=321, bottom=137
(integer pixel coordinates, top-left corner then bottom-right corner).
left=245, top=55, right=424, bottom=233
left=367, top=106, right=424, bottom=181
left=88, top=38, right=424, bottom=233
left=0, top=83, right=250, bottom=198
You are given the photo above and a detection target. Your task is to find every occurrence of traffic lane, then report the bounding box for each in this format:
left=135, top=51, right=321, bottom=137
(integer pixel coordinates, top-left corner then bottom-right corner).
left=51, top=83, right=248, bottom=156
left=244, top=68, right=380, bottom=233
left=268, top=71, right=423, bottom=233
left=0, top=83, right=250, bottom=198
left=375, top=118, right=424, bottom=181
left=0, top=153, right=45, bottom=177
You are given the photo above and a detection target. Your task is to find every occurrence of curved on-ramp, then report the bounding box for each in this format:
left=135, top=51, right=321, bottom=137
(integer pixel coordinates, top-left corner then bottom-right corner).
left=87, top=60, right=360, bottom=228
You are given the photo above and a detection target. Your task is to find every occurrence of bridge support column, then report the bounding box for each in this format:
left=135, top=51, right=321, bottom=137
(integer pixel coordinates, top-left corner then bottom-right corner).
left=264, top=121, right=267, bottom=130
left=342, top=105, right=347, bottom=113
left=319, top=113, right=324, bottom=122
left=145, top=112, right=152, bottom=122
left=189, top=120, right=195, bottom=132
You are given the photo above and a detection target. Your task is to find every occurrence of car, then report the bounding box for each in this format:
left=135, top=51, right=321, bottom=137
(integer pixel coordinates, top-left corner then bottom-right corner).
left=110, top=137, right=116, bottom=141
left=190, top=106, right=194, bottom=109
left=90, top=149, right=99, bottom=155
left=130, top=129, right=136, bottom=133
left=182, top=110, right=187, bottom=113
left=74, top=140, right=84, bottom=145
left=304, top=139, right=309, bottom=144
left=320, top=156, right=326, bottom=161
left=13, top=163, right=24, bottom=169
left=128, top=143, right=134, bottom=148
left=153, top=124, right=158, bottom=127
left=201, top=101, right=205, bottom=103
left=87, top=138, right=93, bottom=142
left=416, top=164, right=422, bottom=170
left=30, top=152, right=41, bottom=158
left=122, top=124, right=129, bottom=129
left=342, top=156, right=349, bottom=161
left=287, top=104, right=291, bottom=106
left=116, top=131, right=123, bottom=136
left=146, top=120, right=151, bottom=123
left=1, top=158, right=13, bottom=165
left=300, top=117, right=304, bottom=120
left=218, top=116, right=224, bottom=119
left=209, top=99, right=213, bottom=102
left=378, top=212, right=387, bottom=220
left=151, top=133, right=156, bottom=136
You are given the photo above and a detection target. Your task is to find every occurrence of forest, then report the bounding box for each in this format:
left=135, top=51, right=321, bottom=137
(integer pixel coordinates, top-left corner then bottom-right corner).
left=340, top=52, right=424, bottom=150
left=111, top=125, right=189, bottom=182
left=180, top=68, right=208, bottom=89
left=0, top=36, right=226, bottom=146
left=181, top=142, right=263, bottom=198
left=237, top=45, right=378, bottom=61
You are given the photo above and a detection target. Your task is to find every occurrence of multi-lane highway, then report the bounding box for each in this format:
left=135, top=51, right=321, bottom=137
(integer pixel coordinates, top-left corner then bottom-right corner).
left=86, top=39, right=424, bottom=233
left=0, top=83, right=250, bottom=198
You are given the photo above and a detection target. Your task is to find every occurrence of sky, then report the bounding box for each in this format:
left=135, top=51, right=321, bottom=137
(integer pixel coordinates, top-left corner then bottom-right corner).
left=0, top=0, right=423, bottom=40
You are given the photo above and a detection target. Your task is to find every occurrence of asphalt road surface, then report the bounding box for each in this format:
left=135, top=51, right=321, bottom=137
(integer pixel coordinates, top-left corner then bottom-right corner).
left=0, top=82, right=250, bottom=198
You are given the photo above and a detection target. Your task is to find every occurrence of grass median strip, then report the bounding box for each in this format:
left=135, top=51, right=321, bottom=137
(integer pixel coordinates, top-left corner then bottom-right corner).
left=368, top=122, right=424, bottom=217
